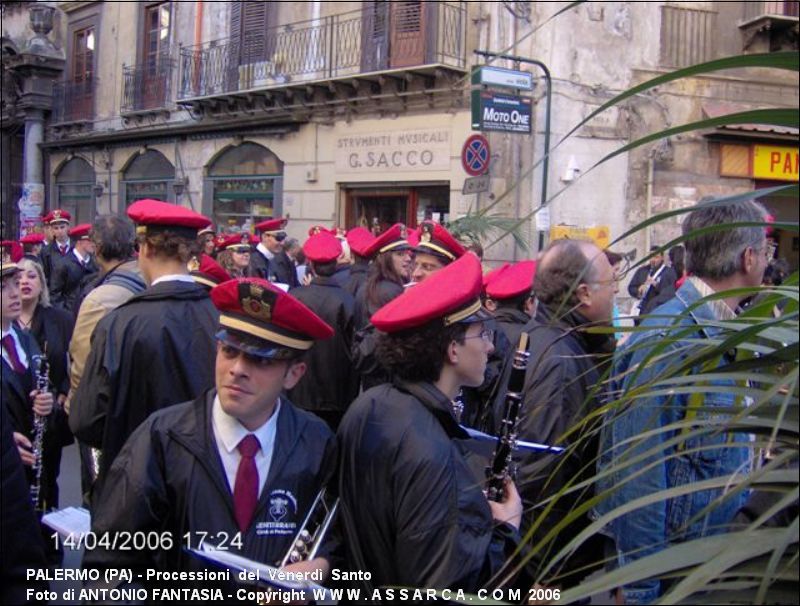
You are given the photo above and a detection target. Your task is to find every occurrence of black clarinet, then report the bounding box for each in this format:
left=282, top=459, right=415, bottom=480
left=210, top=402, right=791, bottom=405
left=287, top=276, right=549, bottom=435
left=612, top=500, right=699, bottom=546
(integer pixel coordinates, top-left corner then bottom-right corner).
left=30, top=350, right=50, bottom=512
left=486, top=332, right=530, bottom=502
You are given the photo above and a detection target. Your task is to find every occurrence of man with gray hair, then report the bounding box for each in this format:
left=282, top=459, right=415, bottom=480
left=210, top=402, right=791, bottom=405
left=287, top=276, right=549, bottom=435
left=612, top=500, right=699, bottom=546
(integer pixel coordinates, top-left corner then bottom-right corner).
left=493, top=237, right=618, bottom=588
left=595, top=198, right=769, bottom=604
left=66, top=215, right=145, bottom=501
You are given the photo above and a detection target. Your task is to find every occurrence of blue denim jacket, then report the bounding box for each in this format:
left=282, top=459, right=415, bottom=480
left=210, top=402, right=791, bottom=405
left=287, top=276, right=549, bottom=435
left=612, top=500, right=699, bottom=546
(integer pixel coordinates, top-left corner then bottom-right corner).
left=594, top=279, right=752, bottom=604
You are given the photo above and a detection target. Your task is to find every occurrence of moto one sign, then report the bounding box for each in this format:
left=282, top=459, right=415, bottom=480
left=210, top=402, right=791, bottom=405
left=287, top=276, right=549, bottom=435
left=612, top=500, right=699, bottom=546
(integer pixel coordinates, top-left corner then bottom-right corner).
left=472, top=92, right=532, bottom=134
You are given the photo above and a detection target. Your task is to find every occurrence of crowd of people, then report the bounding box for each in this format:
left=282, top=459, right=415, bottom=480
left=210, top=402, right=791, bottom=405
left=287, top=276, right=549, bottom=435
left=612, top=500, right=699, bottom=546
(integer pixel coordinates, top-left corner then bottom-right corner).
left=0, top=197, right=792, bottom=604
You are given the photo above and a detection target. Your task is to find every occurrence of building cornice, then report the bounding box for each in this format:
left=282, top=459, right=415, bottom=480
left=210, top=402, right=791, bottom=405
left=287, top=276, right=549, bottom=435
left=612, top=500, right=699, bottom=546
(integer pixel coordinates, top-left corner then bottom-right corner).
left=57, top=1, right=100, bottom=15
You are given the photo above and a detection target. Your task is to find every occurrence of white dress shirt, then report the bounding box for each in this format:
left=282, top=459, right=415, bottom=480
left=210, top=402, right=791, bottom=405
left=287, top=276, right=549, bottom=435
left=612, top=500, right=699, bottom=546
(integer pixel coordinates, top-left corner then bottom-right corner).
left=256, top=242, right=274, bottom=261
left=150, top=274, right=196, bottom=286
left=211, top=393, right=280, bottom=498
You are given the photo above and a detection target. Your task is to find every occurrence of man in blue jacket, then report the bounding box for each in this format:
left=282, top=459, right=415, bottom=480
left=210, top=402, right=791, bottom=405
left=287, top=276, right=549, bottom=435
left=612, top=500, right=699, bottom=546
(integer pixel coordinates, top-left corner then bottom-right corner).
left=596, top=198, right=769, bottom=603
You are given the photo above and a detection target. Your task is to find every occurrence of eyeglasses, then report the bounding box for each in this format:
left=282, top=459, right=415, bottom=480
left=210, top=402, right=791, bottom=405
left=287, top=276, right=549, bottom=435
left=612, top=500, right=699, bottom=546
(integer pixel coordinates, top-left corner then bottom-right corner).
left=463, top=328, right=495, bottom=343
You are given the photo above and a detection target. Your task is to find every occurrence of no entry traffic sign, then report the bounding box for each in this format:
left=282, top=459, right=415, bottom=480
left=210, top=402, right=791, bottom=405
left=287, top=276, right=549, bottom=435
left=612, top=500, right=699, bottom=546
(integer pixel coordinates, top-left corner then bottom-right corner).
left=461, top=134, right=491, bottom=176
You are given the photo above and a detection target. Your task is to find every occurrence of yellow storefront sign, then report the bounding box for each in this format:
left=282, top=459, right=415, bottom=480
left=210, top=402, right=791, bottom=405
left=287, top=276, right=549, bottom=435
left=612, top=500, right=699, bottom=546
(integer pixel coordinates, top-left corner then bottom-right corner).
left=752, top=145, right=799, bottom=182
left=550, top=225, right=611, bottom=249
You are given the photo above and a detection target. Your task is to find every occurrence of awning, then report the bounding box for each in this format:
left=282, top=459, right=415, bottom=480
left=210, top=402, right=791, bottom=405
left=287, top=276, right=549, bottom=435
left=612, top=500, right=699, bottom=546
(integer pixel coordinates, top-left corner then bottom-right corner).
left=702, top=101, right=799, bottom=140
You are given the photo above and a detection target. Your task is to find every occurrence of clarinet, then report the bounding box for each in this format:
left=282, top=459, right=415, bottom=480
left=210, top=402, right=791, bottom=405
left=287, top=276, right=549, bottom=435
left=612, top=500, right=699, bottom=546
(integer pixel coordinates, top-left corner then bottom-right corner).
left=280, top=487, right=339, bottom=567
left=485, top=332, right=530, bottom=502
left=30, top=349, right=50, bottom=513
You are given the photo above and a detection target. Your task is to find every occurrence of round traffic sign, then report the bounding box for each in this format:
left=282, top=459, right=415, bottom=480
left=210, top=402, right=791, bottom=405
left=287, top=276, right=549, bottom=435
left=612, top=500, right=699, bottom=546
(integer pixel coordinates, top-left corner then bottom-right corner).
left=461, top=134, right=491, bottom=177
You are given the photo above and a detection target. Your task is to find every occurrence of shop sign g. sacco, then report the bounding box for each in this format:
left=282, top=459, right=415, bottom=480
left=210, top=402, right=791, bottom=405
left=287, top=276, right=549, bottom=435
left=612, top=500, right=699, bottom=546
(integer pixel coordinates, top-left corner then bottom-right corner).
left=336, top=129, right=451, bottom=173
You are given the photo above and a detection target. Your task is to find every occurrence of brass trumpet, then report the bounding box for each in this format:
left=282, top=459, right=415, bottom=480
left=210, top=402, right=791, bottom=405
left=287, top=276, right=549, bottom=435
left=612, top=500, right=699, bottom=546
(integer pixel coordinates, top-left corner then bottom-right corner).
left=280, top=488, right=338, bottom=567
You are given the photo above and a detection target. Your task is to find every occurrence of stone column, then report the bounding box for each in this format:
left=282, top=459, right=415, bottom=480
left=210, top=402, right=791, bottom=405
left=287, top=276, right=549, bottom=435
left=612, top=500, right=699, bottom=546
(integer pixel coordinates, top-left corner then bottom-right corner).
left=23, top=108, right=45, bottom=183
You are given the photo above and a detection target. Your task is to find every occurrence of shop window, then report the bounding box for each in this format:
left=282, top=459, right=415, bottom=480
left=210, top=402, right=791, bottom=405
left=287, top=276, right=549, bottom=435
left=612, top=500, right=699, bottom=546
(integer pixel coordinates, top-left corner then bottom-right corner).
left=55, top=157, right=95, bottom=225
left=206, top=142, right=283, bottom=232
left=121, top=149, right=175, bottom=207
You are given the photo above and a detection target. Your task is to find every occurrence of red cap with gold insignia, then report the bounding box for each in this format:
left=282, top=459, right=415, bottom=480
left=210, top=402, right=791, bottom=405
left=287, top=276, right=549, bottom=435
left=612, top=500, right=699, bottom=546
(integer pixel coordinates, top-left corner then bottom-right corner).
left=346, top=227, right=376, bottom=258
left=189, top=254, right=231, bottom=289
left=407, top=227, right=421, bottom=249
left=361, top=223, right=410, bottom=259
left=127, top=199, right=211, bottom=239
left=303, top=232, right=342, bottom=264
left=308, top=225, right=337, bottom=237
left=43, top=209, right=72, bottom=225
left=1, top=241, right=23, bottom=263
left=485, top=260, right=537, bottom=300
left=216, top=232, right=252, bottom=253
left=371, top=253, right=492, bottom=333
left=255, top=217, right=288, bottom=235
left=415, top=221, right=465, bottom=262
left=20, top=233, right=46, bottom=246
left=212, top=278, right=333, bottom=359
left=482, top=263, right=508, bottom=292
left=69, top=223, right=92, bottom=240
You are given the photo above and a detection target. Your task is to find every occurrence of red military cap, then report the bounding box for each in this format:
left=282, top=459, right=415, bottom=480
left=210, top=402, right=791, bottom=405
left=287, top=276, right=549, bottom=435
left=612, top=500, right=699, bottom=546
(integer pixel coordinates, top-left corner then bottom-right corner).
left=361, top=223, right=410, bottom=259
left=20, top=233, right=46, bottom=245
left=189, top=254, right=231, bottom=289
left=69, top=223, right=92, bottom=240
left=255, top=217, right=288, bottom=235
left=415, top=221, right=466, bottom=262
left=43, top=209, right=72, bottom=225
left=216, top=232, right=252, bottom=253
left=303, top=231, right=342, bottom=264
left=1, top=241, right=23, bottom=263
left=308, top=225, right=337, bottom=237
left=127, top=199, right=211, bottom=239
left=485, top=260, right=537, bottom=300
left=482, top=263, right=509, bottom=292
left=211, top=278, right=333, bottom=358
left=372, top=254, right=492, bottom=333
left=407, top=227, right=421, bottom=249
left=345, top=227, right=376, bottom=258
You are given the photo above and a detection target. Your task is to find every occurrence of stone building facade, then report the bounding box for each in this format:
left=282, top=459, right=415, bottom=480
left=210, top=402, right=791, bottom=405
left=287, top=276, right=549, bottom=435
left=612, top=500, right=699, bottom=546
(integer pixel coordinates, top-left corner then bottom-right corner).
left=2, top=1, right=797, bottom=274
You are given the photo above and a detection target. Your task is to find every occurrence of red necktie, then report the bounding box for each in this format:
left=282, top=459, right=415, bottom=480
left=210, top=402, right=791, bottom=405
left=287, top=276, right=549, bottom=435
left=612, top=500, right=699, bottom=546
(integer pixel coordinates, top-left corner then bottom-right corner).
left=233, top=434, right=260, bottom=532
left=59, top=244, right=68, bottom=256
left=1, top=334, right=26, bottom=374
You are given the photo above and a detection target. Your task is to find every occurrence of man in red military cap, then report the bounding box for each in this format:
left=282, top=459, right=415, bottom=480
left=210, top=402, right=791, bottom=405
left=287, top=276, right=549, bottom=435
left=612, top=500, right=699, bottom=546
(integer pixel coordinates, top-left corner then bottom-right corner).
left=250, top=218, right=299, bottom=288
left=410, top=220, right=466, bottom=284
left=85, top=277, right=336, bottom=590
left=70, top=200, right=219, bottom=504
left=338, top=253, right=523, bottom=592
left=484, top=260, right=537, bottom=346
left=19, top=233, right=46, bottom=263
left=50, top=223, right=99, bottom=313
left=344, top=227, right=375, bottom=298
left=39, top=209, right=72, bottom=287
left=288, top=231, right=358, bottom=430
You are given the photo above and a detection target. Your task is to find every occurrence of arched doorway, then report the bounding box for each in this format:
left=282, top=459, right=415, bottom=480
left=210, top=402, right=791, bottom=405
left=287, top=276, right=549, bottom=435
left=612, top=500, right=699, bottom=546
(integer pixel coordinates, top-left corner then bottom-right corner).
left=205, top=142, right=283, bottom=232
left=121, top=149, right=175, bottom=207
left=54, top=157, right=95, bottom=225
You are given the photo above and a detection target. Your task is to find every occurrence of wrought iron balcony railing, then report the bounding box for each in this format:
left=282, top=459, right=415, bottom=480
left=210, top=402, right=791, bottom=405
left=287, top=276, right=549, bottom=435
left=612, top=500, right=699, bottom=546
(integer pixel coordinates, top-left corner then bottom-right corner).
left=121, top=55, right=175, bottom=113
left=178, top=2, right=466, bottom=100
left=52, top=79, right=95, bottom=123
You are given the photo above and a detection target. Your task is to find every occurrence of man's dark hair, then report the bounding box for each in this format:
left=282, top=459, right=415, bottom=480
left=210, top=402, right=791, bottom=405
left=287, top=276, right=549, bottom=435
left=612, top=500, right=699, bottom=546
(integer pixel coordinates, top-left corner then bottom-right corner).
left=495, top=292, right=531, bottom=313
left=534, top=239, right=597, bottom=309
left=682, top=198, right=767, bottom=280
left=668, top=245, right=685, bottom=279
left=310, top=259, right=337, bottom=277
left=92, top=215, right=136, bottom=262
left=376, top=321, right=468, bottom=383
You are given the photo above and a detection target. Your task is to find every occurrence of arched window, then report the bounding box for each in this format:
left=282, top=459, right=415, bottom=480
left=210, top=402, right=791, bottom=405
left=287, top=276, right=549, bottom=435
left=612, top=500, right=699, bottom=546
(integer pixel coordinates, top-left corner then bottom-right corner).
left=206, top=142, right=283, bottom=232
left=121, top=149, right=175, bottom=206
left=55, top=157, right=95, bottom=225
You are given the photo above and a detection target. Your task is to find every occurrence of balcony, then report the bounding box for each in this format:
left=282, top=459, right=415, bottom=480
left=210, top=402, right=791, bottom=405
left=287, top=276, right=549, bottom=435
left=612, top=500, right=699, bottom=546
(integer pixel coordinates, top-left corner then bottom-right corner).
left=51, top=79, right=95, bottom=125
left=177, top=3, right=467, bottom=120
left=740, top=1, right=799, bottom=50
left=121, top=54, right=175, bottom=119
